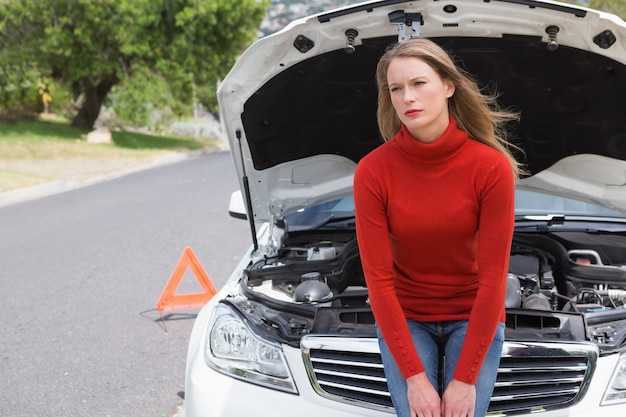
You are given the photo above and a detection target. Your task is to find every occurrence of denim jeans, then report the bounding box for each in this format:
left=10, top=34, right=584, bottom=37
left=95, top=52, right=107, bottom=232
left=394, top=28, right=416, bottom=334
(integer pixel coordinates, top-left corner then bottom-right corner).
left=378, top=320, right=504, bottom=417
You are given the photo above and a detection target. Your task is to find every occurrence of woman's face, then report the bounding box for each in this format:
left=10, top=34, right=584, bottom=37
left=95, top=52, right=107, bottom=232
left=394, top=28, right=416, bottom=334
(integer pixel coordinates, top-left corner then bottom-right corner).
left=387, top=56, right=455, bottom=143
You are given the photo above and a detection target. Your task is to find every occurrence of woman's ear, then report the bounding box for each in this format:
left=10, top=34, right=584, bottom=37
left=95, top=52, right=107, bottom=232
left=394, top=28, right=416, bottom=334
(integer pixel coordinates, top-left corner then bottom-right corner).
left=445, top=81, right=455, bottom=98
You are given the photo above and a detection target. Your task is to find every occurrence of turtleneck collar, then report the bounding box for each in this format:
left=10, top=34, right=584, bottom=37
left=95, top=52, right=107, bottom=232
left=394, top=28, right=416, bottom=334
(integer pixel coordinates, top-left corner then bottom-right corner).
left=392, top=116, right=469, bottom=162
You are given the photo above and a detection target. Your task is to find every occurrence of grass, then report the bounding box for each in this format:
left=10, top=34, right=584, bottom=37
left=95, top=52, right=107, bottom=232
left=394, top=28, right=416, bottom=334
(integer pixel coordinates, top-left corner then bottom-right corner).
left=0, top=116, right=219, bottom=193
left=0, top=117, right=216, bottom=159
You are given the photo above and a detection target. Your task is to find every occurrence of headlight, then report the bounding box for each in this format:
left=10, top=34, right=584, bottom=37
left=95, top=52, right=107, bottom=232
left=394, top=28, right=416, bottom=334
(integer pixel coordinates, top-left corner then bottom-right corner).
left=204, top=303, right=297, bottom=394
left=602, top=353, right=626, bottom=406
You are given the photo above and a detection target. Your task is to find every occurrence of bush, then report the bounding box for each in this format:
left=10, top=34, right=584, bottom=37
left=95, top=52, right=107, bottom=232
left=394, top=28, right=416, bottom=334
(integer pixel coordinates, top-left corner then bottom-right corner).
left=0, top=62, right=40, bottom=119
left=109, top=68, right=191, bottom=131
left=0, top=58, right=77, bottom=122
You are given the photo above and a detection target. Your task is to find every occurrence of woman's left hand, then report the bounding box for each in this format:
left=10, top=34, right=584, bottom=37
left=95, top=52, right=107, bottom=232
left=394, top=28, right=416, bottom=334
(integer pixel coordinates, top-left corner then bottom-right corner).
left=441, top=379, right=476, bottom=417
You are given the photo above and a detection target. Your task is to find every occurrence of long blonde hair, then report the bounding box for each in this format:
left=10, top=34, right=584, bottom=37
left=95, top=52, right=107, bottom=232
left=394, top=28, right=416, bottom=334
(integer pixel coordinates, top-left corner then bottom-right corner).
left=376, top=38, right=523, bottom=179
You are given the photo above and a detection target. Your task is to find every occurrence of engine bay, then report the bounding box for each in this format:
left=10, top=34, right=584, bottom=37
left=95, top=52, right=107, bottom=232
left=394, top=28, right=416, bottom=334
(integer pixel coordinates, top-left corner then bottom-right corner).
left=230, top=228, right=626, bottom=353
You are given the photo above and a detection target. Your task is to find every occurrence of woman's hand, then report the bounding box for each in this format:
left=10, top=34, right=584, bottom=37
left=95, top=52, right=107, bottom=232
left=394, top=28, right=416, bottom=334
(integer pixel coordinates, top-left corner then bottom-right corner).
left=441, top=379, right=476, bottom=417
left=407, top=372, right=441, bottom=417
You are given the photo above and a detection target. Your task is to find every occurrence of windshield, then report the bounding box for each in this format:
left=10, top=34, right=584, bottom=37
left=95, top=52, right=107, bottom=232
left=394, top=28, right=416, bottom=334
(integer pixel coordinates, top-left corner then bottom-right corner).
left=514, top=189, right=624, bottom=217
left=283, top=189, right=625, bottom=231
left=283, top=198, right=355, bottom=231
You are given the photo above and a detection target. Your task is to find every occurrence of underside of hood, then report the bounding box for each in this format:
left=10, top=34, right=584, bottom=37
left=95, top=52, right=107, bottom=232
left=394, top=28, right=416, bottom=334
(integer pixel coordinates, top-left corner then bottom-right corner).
left=218, top=0, right=626, bottom=222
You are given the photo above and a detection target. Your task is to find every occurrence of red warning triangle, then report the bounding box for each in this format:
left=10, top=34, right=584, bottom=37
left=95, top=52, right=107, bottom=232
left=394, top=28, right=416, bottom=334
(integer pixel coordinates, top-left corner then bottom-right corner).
left=156, top=246, right=218, bottom=312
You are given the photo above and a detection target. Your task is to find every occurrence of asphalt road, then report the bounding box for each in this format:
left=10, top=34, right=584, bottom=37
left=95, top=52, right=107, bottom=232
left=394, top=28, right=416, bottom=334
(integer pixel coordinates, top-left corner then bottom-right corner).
left=0, top=151, right=250, bottom=417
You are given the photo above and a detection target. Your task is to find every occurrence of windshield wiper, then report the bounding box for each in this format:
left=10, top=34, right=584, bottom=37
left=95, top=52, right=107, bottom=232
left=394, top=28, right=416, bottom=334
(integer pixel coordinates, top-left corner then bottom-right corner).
left=517, top=214, right=626, bottom=224
left=518, top=214, right=566, bottom=226
left=515, top=214, right=626, bottom=232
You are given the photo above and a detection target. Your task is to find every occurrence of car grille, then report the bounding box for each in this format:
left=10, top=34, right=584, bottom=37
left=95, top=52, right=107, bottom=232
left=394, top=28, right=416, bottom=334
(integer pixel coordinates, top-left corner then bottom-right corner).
left=301, top=336, right=597, bottom=415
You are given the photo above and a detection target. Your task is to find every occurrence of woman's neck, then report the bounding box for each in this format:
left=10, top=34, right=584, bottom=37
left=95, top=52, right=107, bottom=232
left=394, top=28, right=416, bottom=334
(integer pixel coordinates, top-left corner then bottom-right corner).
left=405, top=113, right=451, bottom=144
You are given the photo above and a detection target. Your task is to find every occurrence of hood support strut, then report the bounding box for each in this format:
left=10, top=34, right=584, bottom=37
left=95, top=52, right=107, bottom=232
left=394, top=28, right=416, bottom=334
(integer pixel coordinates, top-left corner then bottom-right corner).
left=236, top=129, right=258, bottom=251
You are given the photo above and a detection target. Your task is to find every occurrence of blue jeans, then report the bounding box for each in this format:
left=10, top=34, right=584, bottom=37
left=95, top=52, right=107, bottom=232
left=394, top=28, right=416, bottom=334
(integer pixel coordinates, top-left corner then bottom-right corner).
left=378, top=320, right=504, bottom=417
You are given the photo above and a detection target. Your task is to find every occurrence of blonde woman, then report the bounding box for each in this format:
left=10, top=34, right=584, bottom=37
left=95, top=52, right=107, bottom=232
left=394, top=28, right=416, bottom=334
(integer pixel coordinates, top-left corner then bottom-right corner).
left=354, top=38, right=521, bottom=417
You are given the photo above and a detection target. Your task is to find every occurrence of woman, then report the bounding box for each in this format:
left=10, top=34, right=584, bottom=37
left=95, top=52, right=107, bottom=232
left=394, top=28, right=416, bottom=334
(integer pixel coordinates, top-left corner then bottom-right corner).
left=353, top=38, right=521, bottom=417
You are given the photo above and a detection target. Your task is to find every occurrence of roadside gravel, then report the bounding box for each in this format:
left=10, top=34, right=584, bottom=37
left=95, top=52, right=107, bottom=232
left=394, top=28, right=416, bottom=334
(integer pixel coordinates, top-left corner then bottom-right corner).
left=0, top=146, right=224, bottom=208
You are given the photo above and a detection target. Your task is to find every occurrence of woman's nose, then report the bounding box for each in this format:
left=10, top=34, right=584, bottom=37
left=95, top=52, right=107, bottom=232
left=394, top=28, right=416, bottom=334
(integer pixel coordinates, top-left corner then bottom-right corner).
left=403, top=89, right=415, bottom=103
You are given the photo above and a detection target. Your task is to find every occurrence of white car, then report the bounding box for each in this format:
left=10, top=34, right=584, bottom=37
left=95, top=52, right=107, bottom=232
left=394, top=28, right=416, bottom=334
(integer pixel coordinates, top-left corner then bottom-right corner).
left=185, top=1, right=626, bottom=416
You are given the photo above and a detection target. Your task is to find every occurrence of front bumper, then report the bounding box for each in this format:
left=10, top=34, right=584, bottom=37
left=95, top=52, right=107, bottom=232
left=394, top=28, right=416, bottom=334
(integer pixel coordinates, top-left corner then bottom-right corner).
left=186, top=344, right=389, bottom=417
left=185, top=338, right=625, bottom=417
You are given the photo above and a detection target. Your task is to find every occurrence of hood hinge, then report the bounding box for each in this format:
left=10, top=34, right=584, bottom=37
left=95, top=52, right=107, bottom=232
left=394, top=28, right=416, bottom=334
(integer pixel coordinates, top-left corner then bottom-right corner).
left=389, top=10, right=424, bottom=42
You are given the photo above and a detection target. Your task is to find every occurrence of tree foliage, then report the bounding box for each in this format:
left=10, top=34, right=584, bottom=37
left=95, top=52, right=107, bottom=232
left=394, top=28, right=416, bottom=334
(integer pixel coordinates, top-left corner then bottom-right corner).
left=0, top=0, right=268, bottom=129
left=109, top=66, right=180, bottom=130
left=0, top=59, right=40, bottom=119
left=587, top=0, right=626, bottom=18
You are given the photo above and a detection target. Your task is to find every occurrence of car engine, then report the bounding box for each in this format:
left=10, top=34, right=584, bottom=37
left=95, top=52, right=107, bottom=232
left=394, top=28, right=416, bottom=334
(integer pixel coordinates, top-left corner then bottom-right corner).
left=227, top=227, right=626, bottom=354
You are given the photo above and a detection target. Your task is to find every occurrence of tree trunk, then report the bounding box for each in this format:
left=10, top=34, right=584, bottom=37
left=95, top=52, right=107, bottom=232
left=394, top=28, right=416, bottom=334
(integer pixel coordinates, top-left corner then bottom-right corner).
left=71, top=74, right=118, bottom=130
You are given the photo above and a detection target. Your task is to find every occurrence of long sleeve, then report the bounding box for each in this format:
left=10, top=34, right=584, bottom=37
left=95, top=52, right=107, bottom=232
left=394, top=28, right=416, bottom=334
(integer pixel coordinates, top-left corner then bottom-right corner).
left=453, top=154, right=514, bottom=384
left=354, top=160, right=425, bottom=379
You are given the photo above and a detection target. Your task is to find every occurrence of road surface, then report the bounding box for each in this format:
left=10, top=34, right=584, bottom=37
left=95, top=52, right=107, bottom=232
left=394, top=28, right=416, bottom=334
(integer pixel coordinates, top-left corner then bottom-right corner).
left=0, top=151, right=250, bottom=417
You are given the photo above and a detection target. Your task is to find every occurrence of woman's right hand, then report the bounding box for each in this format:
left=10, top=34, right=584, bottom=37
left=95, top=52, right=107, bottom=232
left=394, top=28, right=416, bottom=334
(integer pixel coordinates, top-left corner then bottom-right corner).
left=407, top=372, right=441, bottom=417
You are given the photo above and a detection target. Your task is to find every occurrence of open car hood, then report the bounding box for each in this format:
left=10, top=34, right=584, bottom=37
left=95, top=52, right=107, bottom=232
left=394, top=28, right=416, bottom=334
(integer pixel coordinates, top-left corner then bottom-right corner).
left=218, top=0, right=626, bottom=222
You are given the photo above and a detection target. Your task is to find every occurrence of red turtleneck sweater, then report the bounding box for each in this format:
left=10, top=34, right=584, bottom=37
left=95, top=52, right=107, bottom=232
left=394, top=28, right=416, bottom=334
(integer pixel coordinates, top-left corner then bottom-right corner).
left=353, top=117, right=514, bottom=384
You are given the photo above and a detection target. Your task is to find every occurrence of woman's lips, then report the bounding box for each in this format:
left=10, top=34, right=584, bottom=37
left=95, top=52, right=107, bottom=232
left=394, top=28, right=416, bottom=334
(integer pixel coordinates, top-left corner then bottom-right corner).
left=405, top=109, right=421, bottom=117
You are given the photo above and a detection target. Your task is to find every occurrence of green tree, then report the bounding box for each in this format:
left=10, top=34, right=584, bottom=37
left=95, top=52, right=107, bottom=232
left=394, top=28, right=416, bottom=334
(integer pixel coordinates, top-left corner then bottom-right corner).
left=109, top=66, right=179, bottom=130
left=0, top=0, right=268, bottom=129
left=562, top=0, right=626, bottom=19
left=588, top=0, right=626, bottom=18
left=0, top=59, right=40, bottom=118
